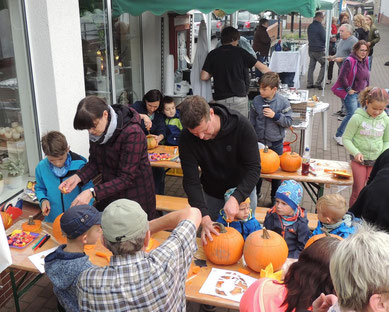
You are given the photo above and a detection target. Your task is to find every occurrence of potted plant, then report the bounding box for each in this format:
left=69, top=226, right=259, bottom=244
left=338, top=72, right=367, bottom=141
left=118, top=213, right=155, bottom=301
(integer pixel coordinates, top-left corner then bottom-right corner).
left=2, top=159, right=24, bottom=189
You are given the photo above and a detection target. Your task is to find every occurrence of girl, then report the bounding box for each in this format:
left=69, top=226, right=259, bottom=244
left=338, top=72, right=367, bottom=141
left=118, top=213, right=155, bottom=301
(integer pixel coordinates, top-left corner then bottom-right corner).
left=343, top=87, right=389, bottom=207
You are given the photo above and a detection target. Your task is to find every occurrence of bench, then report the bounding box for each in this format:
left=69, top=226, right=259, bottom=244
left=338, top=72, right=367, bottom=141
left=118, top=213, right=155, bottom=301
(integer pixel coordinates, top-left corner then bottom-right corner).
left=156, top=195, right=318, bottom=231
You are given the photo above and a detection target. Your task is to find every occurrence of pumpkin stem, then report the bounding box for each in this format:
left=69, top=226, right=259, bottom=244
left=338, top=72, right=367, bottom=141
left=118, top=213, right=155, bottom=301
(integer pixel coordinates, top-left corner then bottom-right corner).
left=264, top=145, right=269, bottom=153
left=212, top=222, right=227, bottom=234
left=28, top=215, right=35, bottom=225
left=262, top=227, right=270, bottom=239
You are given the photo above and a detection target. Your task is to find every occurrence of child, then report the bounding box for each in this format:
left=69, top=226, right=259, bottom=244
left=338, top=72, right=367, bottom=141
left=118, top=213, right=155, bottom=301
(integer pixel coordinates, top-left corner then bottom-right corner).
left=250, top=72, right=293, bottom=206
left=35, top=131, right=94, bottom=222
left=311, top=194, right=359, bottom=238
left=45, top=205, right=102, bottom=312
left=216, top=188, right=262, bottom=239
left=162, top=96, right=183, bottom=146
left=343, top=87, right=389, bottom=207
left=264, top=180, right=309, bottom=259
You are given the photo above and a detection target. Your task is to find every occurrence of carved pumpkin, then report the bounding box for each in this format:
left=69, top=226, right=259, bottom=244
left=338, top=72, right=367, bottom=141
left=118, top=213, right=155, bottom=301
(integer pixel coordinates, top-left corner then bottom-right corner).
left=146, top=135, right=157, bottom=150
left=244, top=228, right=288, bottom=272
left=304, top=232, right=343, bottom=249
left=1, top=211, right=13, bottom=230
left=280, top=151, right=302, bottom=172
left=203, top=222, right=244, bottom=265
left=260, top=146, right=280, bottom=174
left=52, top=213, right=67, bottom=244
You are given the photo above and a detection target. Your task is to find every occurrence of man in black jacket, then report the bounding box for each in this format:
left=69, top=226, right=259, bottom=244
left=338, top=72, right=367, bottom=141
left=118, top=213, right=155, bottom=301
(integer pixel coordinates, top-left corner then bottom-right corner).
left=178, top=96, right=260, bottom=244
left=307, top=11, right=326, bottom=89
left=253, top=18, right=271, bottom=79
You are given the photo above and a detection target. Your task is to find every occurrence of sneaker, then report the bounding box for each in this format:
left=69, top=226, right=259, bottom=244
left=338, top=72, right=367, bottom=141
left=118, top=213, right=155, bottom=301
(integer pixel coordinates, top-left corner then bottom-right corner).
left=385, top=61, right=389, bottom=66
left=340, top=112, right=346, bottom=117
left=326, top=80, right=332, bottom=85
left=337, top=116, right=344, bottom=121
left=307, top=85, right=314, bottom=89
left=314, top=85, right=323, bottom=90
left=333, top=135, right=343, bottom=146
left=332, top=110, right=342, bottom=116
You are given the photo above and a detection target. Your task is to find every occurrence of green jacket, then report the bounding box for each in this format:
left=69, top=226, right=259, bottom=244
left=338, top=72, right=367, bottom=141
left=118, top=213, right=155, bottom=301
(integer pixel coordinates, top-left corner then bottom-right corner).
left=343, top=108, right=389, bottom=160
left=367, top=24, right=380, bottom=50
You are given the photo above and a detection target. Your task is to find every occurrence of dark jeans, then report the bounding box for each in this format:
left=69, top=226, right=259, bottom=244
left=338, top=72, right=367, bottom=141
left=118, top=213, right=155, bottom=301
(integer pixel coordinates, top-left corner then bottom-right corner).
left=152, top=167, right=165, bottom=195
left=257, top=142, right=283, bottom=199
left=327, top=61, right=335, bottom=81
left=255, top=53, right=268, bottom=79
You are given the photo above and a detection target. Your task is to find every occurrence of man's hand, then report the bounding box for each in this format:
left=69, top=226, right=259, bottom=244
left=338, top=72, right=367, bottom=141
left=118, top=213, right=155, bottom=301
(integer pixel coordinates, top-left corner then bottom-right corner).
left=354, top=153, right=364, bottom=163
left=41, top=200, right=51, bottom=216
left=223, top=196, right=239, bottom=222
left=334, top=57, right=343, bottom=63
left=348, top=89, right=356, bottom=95
left=59, top=174, right=81, bottom=194
left=201, top=215, right=219, bottom=246
left=70, top=189, right=93, bottom=207
left=263, top=108, right=275, bottom=118
left=312, top=293, right=338, bottom=312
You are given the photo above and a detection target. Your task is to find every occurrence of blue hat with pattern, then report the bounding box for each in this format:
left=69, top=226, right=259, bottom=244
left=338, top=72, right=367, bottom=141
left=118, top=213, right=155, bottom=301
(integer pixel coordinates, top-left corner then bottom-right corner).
left=275, top=180, right=303, bottom=211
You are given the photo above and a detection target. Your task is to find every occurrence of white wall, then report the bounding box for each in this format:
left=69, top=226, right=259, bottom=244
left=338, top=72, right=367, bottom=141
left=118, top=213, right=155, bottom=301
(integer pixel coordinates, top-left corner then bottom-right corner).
left=381, top=0, right=389, bottom=16
left=24, top=0, right=89, bottom=158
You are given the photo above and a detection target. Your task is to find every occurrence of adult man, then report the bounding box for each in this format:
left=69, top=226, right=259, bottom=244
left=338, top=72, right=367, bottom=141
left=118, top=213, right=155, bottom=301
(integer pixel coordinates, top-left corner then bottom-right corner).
left=77, top=199, right=201, bottom=311
left=253, top=18, right=271, bottom=79
left=201, top=26, right=269, bottom=117
left=329, top=24, right=358, bottom=69
left=178, top=96, right=260, bottom=244
left=307, top=12, right=326, bottom=90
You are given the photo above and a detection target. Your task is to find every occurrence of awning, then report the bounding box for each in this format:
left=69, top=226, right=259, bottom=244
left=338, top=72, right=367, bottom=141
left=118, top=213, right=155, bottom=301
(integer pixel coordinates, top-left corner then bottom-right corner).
left=319, top=0, right=337, bottom=10
left=113, top=0, right=321, bottom=18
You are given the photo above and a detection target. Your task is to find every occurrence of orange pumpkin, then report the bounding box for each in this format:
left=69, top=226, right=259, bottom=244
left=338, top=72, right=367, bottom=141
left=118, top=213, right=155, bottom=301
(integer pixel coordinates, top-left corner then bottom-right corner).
left=244, top=228, right=288, bottom=272
left=260, top=146, right=280, bottom=174
left=145, top=237, right=160, bottom=252
left=146, top=135, right=157, bottom=150
left=203, top=222, right=244, bottom=265
left=52, top=213, right=67, bottom=244
left=1, top=211, right=13, bottom=229
left=304, top=232, right=343, bottom=249
left=22, top=217, right=42, bottom=232
left=280, top=151, right=302, bottom=172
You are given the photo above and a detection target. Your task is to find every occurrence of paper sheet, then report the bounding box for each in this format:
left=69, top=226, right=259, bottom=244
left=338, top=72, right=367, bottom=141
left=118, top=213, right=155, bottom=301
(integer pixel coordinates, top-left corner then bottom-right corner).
left=0, top=218, right=12, bottom=273
left=199, top=268, right=257, bottom=302
left=28, top=247, right=57, bottom=273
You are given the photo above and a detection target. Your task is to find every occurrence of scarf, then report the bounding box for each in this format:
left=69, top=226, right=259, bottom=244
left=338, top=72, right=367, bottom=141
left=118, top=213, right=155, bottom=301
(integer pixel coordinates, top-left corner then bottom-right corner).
left=89, top=105, right=117, bottom=145
left=280, top=207, right=300, bottom=226
left=49, top=153, right=72, bottom=178
left=321, top=213, right=353, bottom=232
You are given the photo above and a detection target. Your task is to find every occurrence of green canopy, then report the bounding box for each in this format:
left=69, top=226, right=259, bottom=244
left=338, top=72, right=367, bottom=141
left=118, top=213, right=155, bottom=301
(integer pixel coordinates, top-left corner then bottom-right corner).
left=319, top=0, right=337, bottom=10
left=113, top=0, right=321, bottom=18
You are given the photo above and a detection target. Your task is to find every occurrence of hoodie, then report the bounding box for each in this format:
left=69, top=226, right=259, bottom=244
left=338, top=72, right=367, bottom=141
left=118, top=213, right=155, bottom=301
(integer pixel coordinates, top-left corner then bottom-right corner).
left=337, top=53, right=369, bottom=93
left=45, top=245, right=93, bottom=312
left=343, top=108, right=389, bottom=161
left=179, top=104, right=260, bottom=217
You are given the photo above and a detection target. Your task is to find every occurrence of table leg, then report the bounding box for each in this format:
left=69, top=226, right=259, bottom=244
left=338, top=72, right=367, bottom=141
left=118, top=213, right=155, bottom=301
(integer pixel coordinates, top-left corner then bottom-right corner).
left=305, top=113, right=313, bottom=150
left=299, top=129, right=306, bottom=155
left=322, top=110, right=328, bottom=150
left=301, top=182, right=325, bottom=206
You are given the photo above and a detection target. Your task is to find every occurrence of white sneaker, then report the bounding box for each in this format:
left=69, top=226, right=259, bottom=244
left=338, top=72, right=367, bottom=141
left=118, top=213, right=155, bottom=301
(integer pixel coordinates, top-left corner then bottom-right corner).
left=333, top=135, right=343, bottom=146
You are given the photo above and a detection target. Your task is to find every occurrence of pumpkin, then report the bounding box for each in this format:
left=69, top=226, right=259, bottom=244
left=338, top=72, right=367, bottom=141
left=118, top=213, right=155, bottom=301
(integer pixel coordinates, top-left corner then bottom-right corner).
left=145, top=237, right=160, bottom=252
left=260, top=146, right=280, bottom=174
left=146, top=135, right=157, bottom=150
left=1, top=211, right=13, bottom=230
left=52, top=213, right=67, bottom=244
left=304, top=232, right=343, bottom=249
left=243, top=228, right=288, bottom=272
left=203, top=222, right=244, bottom=265
left=280, top=151, right=302, bottom=172
left=22, top=216, right=42, bottom=232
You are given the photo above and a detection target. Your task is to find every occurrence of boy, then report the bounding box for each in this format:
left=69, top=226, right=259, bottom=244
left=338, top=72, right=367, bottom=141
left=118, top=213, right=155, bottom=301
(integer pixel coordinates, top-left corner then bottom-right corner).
left=216, top=188, right=262, bottom=239
left=45, top=205, right=102, bottom=312
left=311, top=194, right=359, bottom=238
left=264, top=180, right=310, bottom=258
left=35, top=131, right=93, bottom=222
left=162, top=96, right=183, bottom=146
left=250, top=72, right=293, bottom=206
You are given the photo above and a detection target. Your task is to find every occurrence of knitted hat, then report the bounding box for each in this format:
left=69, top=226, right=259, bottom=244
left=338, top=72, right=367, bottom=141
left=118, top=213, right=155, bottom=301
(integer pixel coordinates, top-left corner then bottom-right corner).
left=224, top=187, right=250, bottom=204
left=275, top=180, right=303, bottom=211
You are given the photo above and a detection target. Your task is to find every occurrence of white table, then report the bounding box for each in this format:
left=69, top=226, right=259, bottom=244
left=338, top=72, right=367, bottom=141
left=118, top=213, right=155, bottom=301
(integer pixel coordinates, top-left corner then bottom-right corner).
left=269, top=44, right=308, bottom=89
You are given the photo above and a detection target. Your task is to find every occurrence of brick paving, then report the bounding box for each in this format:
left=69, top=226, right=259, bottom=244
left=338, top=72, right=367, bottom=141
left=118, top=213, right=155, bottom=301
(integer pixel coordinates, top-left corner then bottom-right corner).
left=2, top=22, right=389, bottom=312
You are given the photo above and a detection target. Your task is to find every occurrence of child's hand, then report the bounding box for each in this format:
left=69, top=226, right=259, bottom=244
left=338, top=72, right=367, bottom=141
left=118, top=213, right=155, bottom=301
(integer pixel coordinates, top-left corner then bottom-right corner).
left=59, top=174, right=81, bottom=194
left=263, top=108, right=275, bottom=118
left=354, top=153, right=364, bottom=163
left=41, top=200, right=51, bottom=216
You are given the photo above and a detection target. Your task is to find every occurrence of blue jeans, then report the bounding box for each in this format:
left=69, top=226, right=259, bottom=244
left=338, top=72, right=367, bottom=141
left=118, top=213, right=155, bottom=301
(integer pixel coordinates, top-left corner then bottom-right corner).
left=368, top=55, right=373, bottom=71
left=336, top=93, right=360, bottom=137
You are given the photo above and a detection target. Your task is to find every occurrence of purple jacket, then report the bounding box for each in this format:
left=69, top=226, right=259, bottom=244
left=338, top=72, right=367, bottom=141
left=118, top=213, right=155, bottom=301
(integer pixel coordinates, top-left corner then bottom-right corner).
left=339, top=54, right=369, bottom=92
left=77, top=105, right=157, bottom=219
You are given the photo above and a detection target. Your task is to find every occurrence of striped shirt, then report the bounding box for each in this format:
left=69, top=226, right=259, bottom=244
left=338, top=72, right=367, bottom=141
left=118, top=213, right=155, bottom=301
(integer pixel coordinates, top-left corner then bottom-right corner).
left=77, top=220, right=197, bottom=311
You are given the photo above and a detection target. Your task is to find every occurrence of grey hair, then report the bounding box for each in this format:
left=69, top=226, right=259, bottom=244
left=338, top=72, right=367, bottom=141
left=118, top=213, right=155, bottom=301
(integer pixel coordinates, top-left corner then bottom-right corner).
left=330, top=222, right=389, bottom=311
left=103, top=224, right=149, bottom=256
left=341, top=23, right=354, bottom=34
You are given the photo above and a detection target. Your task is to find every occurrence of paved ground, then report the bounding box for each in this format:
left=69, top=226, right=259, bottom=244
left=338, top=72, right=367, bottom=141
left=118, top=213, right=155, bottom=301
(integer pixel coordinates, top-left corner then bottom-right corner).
left=2, top=22, right=389, bottom=312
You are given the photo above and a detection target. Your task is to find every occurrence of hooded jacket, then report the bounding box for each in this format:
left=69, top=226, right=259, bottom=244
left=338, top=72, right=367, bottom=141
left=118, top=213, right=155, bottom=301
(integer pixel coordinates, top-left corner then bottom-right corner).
left=250, top=93, right=293, bottom=144
left=77, top=105, right=156, bottom=219
left=165, top=111, right=183, bottom=146
left=367, top=23, right=380, bottom=55
left=343, top=108, right=389, bottom=160
left=179, top=104, right=260, bottom=217
left=311, top=212, right=359, bottom=239
left=45, top=245, right=93, bottom=312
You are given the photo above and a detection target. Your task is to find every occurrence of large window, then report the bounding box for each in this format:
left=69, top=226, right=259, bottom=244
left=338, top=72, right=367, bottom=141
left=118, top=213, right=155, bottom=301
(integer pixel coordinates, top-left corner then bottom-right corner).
left=79, top=0, right=143, bottom=104
left=0, top=0, right=39, bottom=203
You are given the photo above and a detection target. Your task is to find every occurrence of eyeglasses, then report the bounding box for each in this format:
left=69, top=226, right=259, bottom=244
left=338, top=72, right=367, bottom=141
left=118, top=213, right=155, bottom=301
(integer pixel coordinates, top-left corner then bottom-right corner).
left=359, top=49, right=368, bottom=52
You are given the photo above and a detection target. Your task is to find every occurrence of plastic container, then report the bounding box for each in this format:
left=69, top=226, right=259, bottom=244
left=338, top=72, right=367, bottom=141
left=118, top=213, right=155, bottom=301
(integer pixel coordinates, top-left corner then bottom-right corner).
left=301, top=147, right=310, bottom=176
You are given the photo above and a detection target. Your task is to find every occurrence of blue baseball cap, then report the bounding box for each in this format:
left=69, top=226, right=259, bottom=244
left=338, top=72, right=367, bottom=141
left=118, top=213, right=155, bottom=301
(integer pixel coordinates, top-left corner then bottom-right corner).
left=60, top=205, right=102, bottom=239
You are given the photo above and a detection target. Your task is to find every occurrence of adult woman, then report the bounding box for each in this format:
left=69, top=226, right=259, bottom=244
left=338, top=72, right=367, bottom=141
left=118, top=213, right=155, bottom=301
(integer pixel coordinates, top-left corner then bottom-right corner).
left=365, top=15, right=380, bottom=70
left=353, top=14, right=369, bottom=41
left=59, top=96, right=157, bottom=219
left=332, top=40, right=370, bottom=146
left=131, top=89, right=166, bottom=194
left=240, top=236, right=340, bottom=312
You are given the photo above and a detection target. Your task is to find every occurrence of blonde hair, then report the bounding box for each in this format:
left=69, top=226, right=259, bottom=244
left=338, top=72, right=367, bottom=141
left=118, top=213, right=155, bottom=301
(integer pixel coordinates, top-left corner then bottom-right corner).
left=330, top=222, right=389, bottom=311
left=359, top=86, right=389, bottom=107
left=316, top=194, right=347, bottom=222
left=354, top=14, right=370, bottom=31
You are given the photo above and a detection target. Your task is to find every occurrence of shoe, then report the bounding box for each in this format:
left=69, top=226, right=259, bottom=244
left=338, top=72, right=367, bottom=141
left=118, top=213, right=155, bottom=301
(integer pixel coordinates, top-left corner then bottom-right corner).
left=340, top=112, right=346, bottom=117
left=314, top=85, right=323, bottom=90
left=332, top=110, right=342, bottom=116
left=326, top=80, right=332, bottom=85
left=333, top=135, right=343, bottom=146
left=385, top=61, right=389, bottom=66
left=337, top=116, right=344, bottom=121
left=307, top=85, right=314, bottom=89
